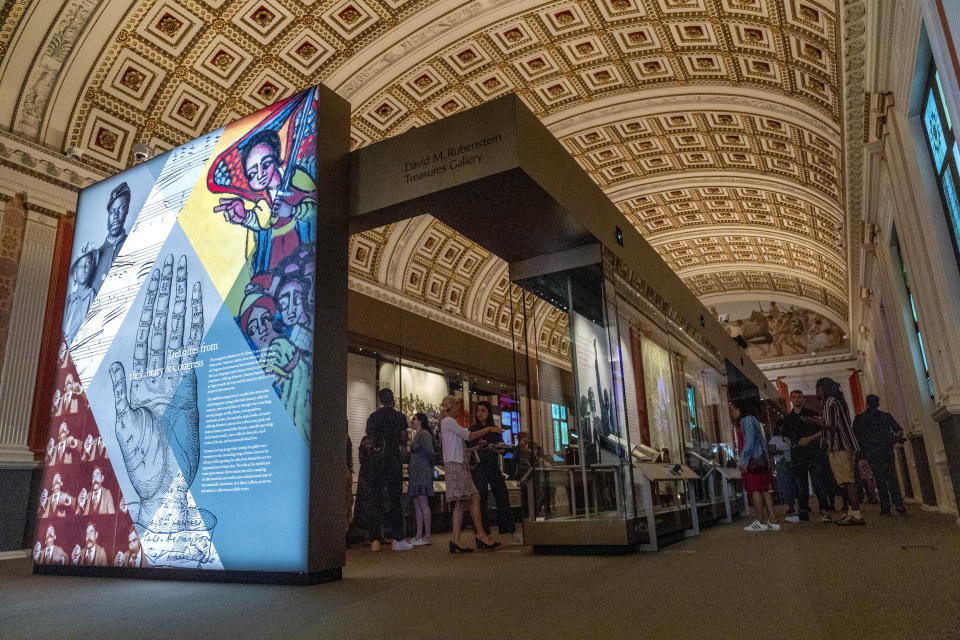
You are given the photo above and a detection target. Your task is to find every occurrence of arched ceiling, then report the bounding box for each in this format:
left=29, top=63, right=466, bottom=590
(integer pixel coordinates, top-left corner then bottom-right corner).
left=0, top=0, right=862, bottom=350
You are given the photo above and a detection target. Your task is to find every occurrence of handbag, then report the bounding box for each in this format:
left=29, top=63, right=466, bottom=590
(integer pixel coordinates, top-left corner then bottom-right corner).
left=746, top=455, right=770, bottom=474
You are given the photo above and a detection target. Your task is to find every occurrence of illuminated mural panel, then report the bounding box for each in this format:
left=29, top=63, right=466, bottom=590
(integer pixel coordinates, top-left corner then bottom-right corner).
left=35, top=88, right=320, bottom=573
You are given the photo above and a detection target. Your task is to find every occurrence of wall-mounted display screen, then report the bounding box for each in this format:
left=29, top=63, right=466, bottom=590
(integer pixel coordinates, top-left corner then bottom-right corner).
left=35, top=88, right=320, bottom=573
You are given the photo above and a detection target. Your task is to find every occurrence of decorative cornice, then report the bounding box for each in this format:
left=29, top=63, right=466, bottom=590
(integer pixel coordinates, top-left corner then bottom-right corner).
left=0, top=128, right=105, bottom=188
left=757, top=350, right=857, bottom=371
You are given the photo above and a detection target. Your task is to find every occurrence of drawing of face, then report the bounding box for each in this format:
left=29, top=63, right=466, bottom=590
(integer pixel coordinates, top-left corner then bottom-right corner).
left=244, top=142, right=280, bottom=192
left=128, top=529, right=140, bottom=555
left=119, top=496, right=127, bottom=513
left=85, top=523, right=98, bottom=549
left=78, top=487, right=87, bottom=504
left=52, top=473, right=62, bottom=493
left=74, top=254, right=94, bottom=287
left=58, top=423, right=69, bottom=442
left=246, top=306, right=277, bottom=349
left=47, top=437, right=55, bottom=456
left=39, top=488, right=48, bottom=507
left=84, top=434, right=94, bottom=454
left=45, top=526, right=56, bottom=547
left=277, top=281, right=305, bottom=327
left=107, top=192, right=130, bottom=237
left=91, top=467, right=103, bottom=491
left=58, top=343, right=66, bottom=362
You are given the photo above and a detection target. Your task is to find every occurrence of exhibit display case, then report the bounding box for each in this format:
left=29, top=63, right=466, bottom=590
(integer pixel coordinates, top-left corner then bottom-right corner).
left=510, top=246, right=745, bottom=550
left=512, top=245, right=637, bottom=549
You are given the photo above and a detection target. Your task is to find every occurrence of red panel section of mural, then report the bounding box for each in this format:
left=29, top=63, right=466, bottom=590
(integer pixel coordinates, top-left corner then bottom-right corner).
left=33, top=341, right=141, bottom=567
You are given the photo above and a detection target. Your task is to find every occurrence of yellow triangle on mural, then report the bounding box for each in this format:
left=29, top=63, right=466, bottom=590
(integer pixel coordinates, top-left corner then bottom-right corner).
left=176, top=110, right=271, bottom=300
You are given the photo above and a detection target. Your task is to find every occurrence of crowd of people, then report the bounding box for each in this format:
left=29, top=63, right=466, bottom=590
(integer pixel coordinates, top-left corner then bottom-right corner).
left=736, top=377, right=908, bottom=533
left=351, top=389, right=521, bottom=553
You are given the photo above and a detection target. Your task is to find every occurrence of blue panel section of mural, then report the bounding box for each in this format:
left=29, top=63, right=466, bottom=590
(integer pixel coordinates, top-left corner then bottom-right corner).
left=188, top=303, right=309, bottom=571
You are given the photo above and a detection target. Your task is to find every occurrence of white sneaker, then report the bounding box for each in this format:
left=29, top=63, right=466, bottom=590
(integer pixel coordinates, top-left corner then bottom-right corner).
left=744, top=520, right=769, bottom=532
left=511, top=531, right=524, bottom=545
left=392, top=539, right=414, bottom=551
left=784, top=515, right=801, bottom=523
left=766, top=522, right=781, bottom=531
left=412, top=537, right=430, bottom=546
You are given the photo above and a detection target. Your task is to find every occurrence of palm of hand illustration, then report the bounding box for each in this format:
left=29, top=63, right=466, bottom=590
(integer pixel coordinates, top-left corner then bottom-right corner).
left=109, top=255, right=203, bottom=526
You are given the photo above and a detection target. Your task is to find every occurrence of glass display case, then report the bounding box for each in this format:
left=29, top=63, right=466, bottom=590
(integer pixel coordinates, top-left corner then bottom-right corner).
left=512, top=246, right=637, bottom=549
left=511, top=246, right=747, bottom=550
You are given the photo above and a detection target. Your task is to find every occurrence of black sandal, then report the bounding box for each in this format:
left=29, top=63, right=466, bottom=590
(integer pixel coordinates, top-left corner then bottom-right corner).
left=449, top=541, right=473, bottom=553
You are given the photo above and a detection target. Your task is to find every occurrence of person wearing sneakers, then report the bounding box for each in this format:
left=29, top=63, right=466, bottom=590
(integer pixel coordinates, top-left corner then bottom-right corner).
left=734, top=399, right=780, bottom=532
left=782, top=389, right=835, bottom=523
left=407, top=412, right=436, bottom=546
left=817, top=377, right=865, bottom=526
left=365, top=388, right=414, bottom=551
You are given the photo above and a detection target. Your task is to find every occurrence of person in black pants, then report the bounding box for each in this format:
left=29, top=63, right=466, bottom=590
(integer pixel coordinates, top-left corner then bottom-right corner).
left=470, top=401, right=521, bottom=545
left=365, top=388, right=412, bottom=551
left=853, top=394, right=907, bottom=515
left=782, top=389, right=835, bottom=523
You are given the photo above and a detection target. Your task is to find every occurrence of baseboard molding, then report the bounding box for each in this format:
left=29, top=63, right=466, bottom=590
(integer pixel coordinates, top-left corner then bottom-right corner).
left=0, top=549, right=28, bottom=561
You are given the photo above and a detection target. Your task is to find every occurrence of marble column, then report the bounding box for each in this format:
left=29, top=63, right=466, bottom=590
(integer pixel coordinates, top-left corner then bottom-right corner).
left=0, top=209, right=56, bottom=554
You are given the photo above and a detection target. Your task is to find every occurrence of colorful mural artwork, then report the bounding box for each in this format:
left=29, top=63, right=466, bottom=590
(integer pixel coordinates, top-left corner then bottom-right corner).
left=713, top=301, right=848, bottom=362
left=35, top=87, right=320, bottom=573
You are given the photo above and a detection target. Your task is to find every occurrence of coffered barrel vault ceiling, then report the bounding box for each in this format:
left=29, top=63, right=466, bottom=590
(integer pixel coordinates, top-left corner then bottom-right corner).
left=0, top=0, right=862, bottom=350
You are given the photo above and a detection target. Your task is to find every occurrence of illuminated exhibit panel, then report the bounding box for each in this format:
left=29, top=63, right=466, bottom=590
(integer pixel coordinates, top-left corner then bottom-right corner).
left=35, top=88, right=321, bottom=573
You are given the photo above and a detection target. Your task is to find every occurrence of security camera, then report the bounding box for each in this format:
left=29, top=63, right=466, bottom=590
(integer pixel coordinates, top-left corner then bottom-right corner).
left=65, top=146, right=82, bottom=161
left=132, top=143, right=153, bottom=163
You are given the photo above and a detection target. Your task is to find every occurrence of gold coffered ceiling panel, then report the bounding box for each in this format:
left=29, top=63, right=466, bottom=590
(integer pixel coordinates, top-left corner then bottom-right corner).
left=0, top=0, right=853, bottom=343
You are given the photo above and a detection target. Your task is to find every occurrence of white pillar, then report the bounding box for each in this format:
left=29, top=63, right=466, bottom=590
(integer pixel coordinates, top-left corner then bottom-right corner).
left=0, top=213, right=57, bottom=463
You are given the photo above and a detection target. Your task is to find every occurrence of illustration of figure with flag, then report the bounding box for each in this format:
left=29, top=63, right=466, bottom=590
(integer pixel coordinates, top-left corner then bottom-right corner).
left=208, top=88, right=318, bottom=274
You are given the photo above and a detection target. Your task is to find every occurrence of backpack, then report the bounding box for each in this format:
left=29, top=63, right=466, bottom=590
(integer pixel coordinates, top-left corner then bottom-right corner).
left=358, top=434, right=385, bottom=466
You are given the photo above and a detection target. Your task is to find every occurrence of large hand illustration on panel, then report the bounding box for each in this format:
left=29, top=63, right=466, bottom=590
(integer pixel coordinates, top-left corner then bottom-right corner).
left=107, top=254, right=203, bottom=528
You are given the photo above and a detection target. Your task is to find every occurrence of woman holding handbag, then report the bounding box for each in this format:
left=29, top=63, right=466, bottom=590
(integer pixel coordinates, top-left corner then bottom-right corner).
left=733, top=399, right=780, bottom=532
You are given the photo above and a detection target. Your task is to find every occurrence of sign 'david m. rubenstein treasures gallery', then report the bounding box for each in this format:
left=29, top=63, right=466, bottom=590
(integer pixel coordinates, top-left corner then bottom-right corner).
left=33, top=85, right=350, bottom=583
